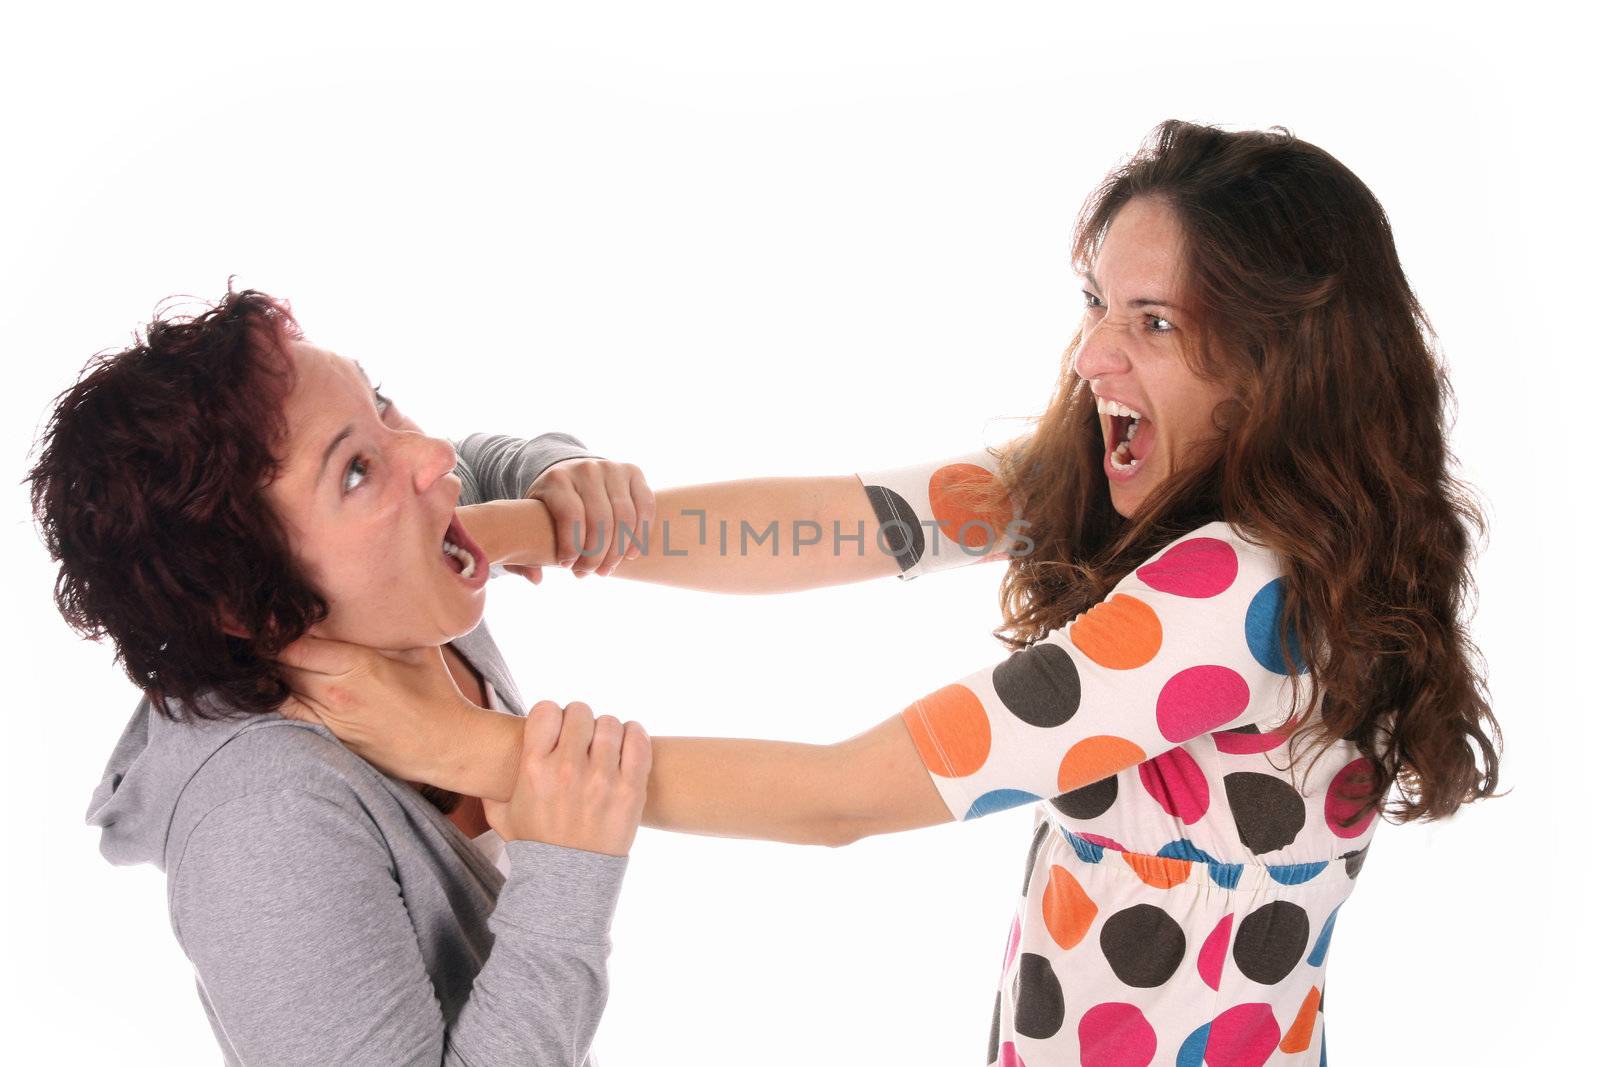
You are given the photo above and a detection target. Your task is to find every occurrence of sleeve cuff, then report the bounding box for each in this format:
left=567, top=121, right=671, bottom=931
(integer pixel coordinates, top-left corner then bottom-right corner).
left=854, top=448, right=1020, bottom=580
left=494, top=839, right=629, bottom=943
left=453, top=432, right=601, bottom=504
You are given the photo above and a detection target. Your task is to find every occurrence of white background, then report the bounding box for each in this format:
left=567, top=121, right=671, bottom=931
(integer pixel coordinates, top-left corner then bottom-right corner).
left=2, top=2, right=1590, bottom=1063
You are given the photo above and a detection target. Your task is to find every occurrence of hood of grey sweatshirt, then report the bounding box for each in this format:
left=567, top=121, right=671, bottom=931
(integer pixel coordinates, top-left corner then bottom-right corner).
left=84, top=615, right=526, bottom=872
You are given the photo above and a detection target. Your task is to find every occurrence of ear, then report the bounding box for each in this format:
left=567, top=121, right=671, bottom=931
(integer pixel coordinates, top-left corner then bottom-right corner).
left=216, top=605, right=251, bottom=640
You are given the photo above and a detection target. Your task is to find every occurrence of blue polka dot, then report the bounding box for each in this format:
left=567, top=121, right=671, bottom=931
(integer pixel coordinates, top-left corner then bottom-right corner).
left=1307, top=904, right=1340, bottom=966
left=1267, top=861, right=1329, bottom=885
left=964, top=789, right=1040, bottom=820
left=1176, top=1021, right=1211, bottom=1066
left=1162, top=841, right=1246, bottom=890
left=1245, top=577, right=1308, bottom=675
left=1061, top=829, right=1106, bottom=863
left=1158, top=838, right=1217, bottom=863
left=1207, top=862, right=1245, bottom=889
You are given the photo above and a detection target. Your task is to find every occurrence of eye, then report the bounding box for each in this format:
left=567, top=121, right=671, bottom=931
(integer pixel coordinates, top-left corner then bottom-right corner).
left=342, top=453, right=372, bottom=495
left=1146, top=314, right=1174, bottom=333
left=1082, top=290, right=1104, bottom=310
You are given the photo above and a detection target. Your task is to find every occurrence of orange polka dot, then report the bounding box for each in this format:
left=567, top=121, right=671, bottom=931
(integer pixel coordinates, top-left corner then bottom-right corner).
left=1069, top=594, right=1163, bottom=669
left=1057, top=736, right=1146, bottom=793
left=1120, top=851, right=1193, bottom=889
left=1279, top=986, right=1321, bottom=1053
left=928, top=463, right=1011, bottom=552
left=901, top=684, right=991, bottom=778
left=1042, top=864, right=1098, bottom=950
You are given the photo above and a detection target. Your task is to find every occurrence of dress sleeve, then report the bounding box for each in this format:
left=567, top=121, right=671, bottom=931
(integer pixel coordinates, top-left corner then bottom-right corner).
left=451, top=432, right=599, bottom=507
left=170, top=789, right=625, bottom=1066
left=854, top=447, right=1025, bottom=580
left=897, top=524, right=1306, bottom=821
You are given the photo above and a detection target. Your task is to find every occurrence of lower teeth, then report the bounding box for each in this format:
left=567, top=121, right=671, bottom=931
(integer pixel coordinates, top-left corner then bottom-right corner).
left=442, top=540, right=476, bottom=579
left=1110, top=444, right=1139, bottom=472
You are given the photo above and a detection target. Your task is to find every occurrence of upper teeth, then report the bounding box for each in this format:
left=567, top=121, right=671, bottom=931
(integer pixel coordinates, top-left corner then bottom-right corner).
left=1095, top=397, right=1143, bottom=419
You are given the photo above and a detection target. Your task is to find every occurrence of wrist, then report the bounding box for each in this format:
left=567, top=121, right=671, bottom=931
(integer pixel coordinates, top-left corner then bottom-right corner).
left=425, top=701, right=524, bottom=802
left=458, top=499, right=557, bottom=569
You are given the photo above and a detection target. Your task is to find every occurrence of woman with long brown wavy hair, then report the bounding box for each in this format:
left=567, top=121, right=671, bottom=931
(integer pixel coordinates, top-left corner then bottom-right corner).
left=277, top=120, right=1503, bottom=1065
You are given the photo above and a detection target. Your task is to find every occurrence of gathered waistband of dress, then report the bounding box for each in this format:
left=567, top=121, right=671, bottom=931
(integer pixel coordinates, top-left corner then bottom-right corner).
left=1052, top=826, right=1368, bottom=896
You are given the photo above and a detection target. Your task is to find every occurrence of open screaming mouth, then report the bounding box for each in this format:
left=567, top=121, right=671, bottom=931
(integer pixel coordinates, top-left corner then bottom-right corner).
left=1098, top=396, right=1147, bottom=473
left=441, top=514, right=480, bottom=580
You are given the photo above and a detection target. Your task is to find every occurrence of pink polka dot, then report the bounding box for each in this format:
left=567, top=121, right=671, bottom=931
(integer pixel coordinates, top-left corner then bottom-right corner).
left=1325, top=757, right=1379, bottom=838
left=1135, top=536, right=1239, bottom=598
left=1212, top=722, right=1292, bottom=755
left=1205, top=1003, right=1280, bottom=1067
left=1078, top=832, right=1126, bottom=852
left=1078, top=1002, right=1157, bottom=1066
left=1197, top=913, right=1233, bottom=991
left=998, top=1040, right=1026, bottom=1067
left=1156, top=665, right=1252, bottom=742
left=1003, top=912, right=1021, bottom=972
left=1137, top=747, right=1210, bottom=824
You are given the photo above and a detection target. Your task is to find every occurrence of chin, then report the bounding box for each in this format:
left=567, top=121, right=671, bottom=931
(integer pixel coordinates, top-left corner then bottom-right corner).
left=439, top=591, right=489, bottom=644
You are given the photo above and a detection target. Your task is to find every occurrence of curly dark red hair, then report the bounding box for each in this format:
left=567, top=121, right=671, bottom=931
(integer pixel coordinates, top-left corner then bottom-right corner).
left=26, top=285, right=329, bottom=721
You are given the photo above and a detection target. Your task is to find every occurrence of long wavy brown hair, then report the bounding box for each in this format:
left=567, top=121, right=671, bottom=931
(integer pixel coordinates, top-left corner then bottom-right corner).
left=982, top=120, right=1501, bottom=825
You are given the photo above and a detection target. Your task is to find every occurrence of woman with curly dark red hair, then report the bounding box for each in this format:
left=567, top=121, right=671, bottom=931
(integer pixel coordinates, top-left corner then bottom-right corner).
left=27, top=290, right=661, bottom=1065
left=276, top=121, right=1504, bottom=1065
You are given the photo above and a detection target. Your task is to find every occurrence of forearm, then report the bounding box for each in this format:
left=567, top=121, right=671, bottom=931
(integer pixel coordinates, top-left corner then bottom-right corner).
left=641, top=737, right=856, bottom=846
left=607, top=476, right=900, bottom=593
left=643, top=717, right=952, bottom=846
left=419, top=706, right=950, bottom=848
left=420, top=710, right=851, bottom=844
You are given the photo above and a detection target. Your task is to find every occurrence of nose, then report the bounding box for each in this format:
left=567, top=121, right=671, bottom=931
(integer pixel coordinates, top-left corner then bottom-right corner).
left=407, top=432, right=459, bottom=496
left=1071, top=318, right=1132, bottom=382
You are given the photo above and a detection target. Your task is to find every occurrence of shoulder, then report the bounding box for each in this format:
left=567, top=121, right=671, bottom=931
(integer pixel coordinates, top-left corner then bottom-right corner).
left=1077, top=522, right=1301, bottom=685
left=1112, top=521, right=1287, bottom=604
left=167, top=719, right=395, bottom=871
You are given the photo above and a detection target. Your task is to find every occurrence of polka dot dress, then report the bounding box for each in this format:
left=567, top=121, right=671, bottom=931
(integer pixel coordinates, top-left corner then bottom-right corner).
left=857, top=451, right=1378, bottom=1066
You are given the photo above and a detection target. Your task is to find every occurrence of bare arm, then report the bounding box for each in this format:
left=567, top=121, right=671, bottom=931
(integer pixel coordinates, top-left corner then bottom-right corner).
left=459, top=474, right=901, bottom=594
left=641, top=715, right=953, bottom=845
left=607, top=475, right=901, bottom=593
left=433, top=705, right=951, bottom=846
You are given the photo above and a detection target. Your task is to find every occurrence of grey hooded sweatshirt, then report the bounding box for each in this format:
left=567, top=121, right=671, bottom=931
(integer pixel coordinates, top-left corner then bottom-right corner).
left=86, top=432, right=623, bottom=1067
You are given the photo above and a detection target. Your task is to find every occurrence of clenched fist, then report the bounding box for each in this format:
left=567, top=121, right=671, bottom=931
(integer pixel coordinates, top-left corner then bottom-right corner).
left=485, top=701, right=651, bottom=857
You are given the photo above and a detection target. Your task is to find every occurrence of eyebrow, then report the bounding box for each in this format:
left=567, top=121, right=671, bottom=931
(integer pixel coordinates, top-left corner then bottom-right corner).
left=316, top=426, right=355, bottom=488
left=1083, top=271, right=1175, bottom=309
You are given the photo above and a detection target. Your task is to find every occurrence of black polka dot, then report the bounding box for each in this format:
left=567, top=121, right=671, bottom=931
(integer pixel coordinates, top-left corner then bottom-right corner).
left=863, top=485, right=925, bottom=572
left=987, top=988, right=1002, bottom=1063
left=1021, top=819, right=1051, bottom=895
left=1232, top=900, right=1310, bottom=985
left=1011, top=952, right=1066, bottom=1040
left=1051, top=774, right=1118, bottom=821
left=993, top=643, right=1081, bottom=727
left=1099, top=904, right=1187, bottom=988
left=1223, top=772, right=1307, bottom=855
left=1341, top=844, right=1368, bottom=878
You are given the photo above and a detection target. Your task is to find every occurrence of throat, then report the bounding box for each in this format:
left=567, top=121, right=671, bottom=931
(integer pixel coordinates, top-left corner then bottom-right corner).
left=441, top=643, right=489, bottom=708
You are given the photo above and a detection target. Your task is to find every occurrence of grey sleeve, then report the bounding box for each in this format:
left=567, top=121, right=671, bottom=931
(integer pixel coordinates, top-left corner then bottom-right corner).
left=169, top=790, right=626, bottom=1067
left=452, top=432, right=599, bottom=506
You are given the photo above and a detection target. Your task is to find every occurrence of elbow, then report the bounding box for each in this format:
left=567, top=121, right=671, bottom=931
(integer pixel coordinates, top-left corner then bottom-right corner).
left=818, top=815, right=871, bottom=849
